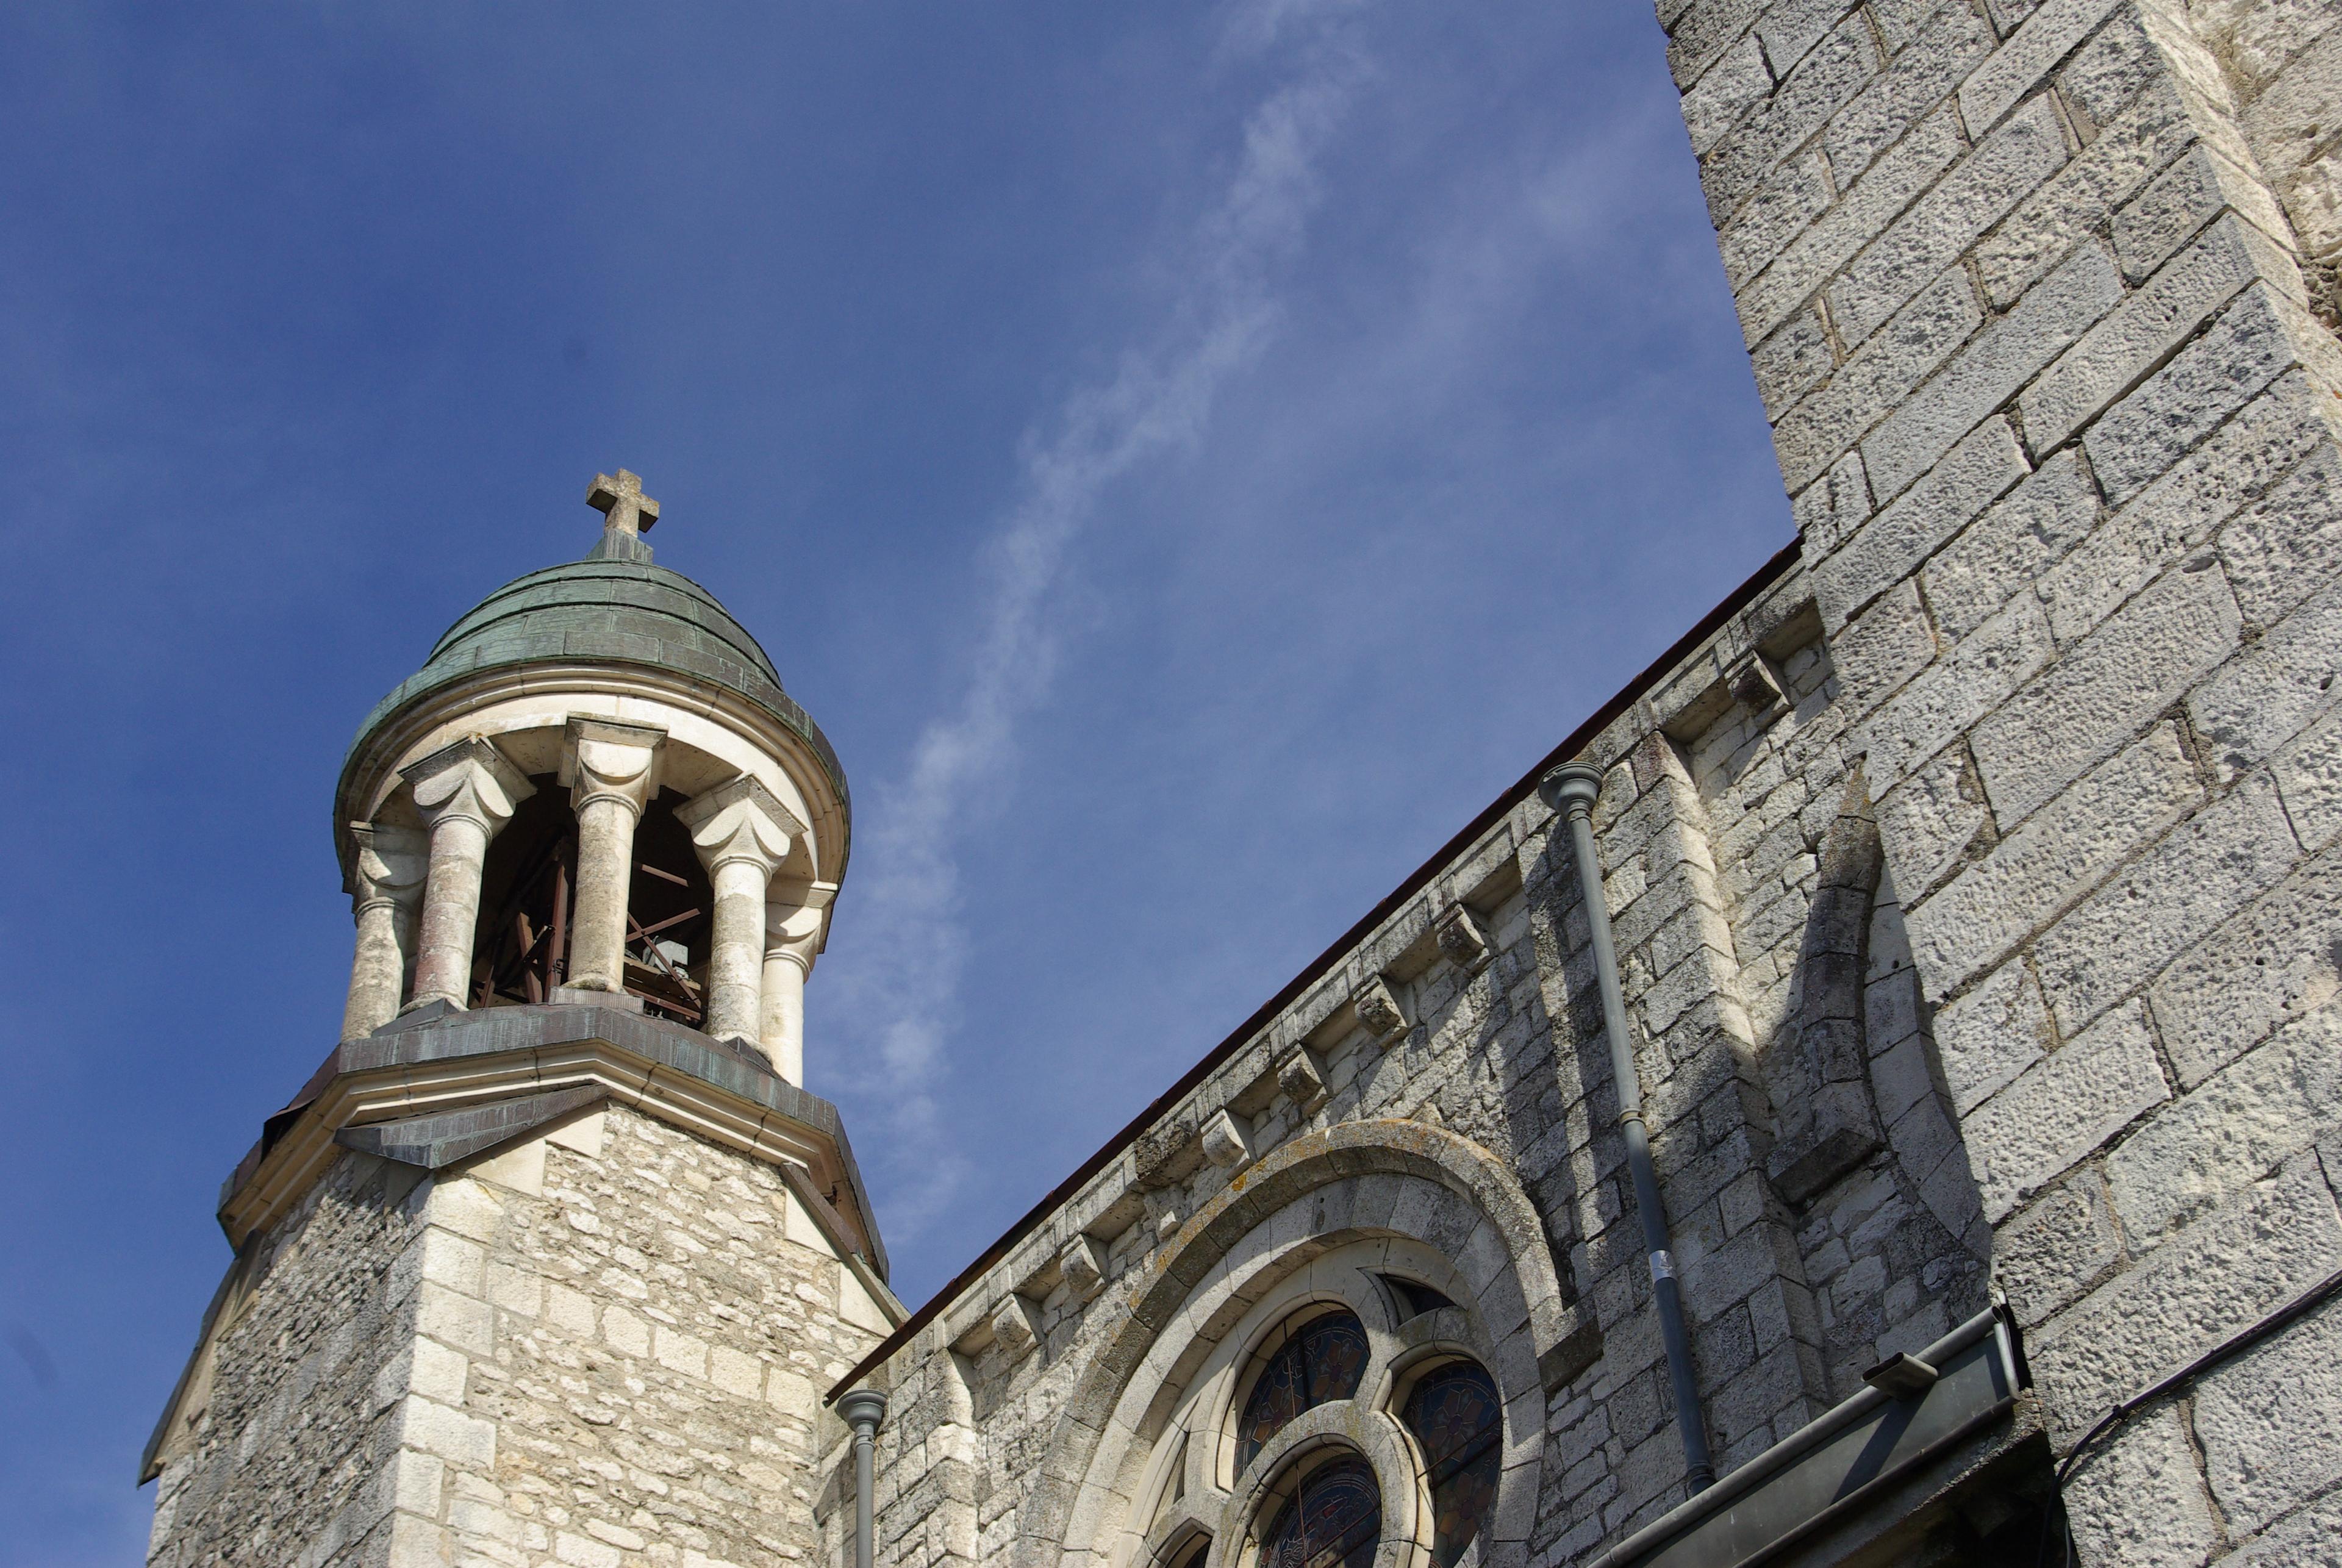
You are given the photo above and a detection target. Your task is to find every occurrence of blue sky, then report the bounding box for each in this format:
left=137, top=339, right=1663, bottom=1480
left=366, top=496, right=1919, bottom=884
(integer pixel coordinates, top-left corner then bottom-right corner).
left=0, top=3, right=1788, bottom=1559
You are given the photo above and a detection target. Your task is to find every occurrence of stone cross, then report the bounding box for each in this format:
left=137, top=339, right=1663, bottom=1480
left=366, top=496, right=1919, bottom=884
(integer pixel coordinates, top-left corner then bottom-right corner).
left=587, top=468, right=661, bottom=535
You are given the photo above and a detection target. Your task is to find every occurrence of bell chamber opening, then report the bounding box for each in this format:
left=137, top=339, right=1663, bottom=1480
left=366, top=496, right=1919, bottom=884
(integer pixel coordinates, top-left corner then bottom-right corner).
left=470, top=778, right=715, bottom=1026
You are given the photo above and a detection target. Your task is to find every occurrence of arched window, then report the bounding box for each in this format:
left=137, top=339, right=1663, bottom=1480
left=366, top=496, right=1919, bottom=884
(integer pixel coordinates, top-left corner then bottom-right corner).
left=1234, top=1311, right=1369, bottom=1476
left=1259, top=1455, right=1380, bottom=1568
left=1398, top=1363, right=1502, bottom=1568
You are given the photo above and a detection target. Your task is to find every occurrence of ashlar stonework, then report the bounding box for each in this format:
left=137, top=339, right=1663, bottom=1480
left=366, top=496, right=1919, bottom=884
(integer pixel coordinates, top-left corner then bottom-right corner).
left=148, top=3, right=2342, bottom=1564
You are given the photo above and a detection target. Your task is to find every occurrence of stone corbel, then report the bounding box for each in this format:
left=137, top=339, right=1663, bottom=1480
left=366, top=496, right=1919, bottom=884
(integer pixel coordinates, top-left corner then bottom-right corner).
left=1436, top=906, right=1492, bottom=973
left=1200, top=1108, right=1253, bottom=1169
left=1277, top=1050, right=1330, bottom=1114
left=990, top=1293, right=1042, bottom=1361
left=1058, top=1234, right=1108, bottom=1301
left=1728, top=652, right=1787, bottom=725
left=1353, top=975, right=1408, bottom=1045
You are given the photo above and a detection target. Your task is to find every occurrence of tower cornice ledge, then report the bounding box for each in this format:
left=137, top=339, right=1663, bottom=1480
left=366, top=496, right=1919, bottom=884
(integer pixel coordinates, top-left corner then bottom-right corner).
left=215, top=1001, right=886, bottom=1279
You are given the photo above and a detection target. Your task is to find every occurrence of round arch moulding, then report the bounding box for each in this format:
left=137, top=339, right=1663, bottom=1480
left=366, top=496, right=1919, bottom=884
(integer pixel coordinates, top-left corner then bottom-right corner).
left=1033, top=1119, right=1590, bottom=1568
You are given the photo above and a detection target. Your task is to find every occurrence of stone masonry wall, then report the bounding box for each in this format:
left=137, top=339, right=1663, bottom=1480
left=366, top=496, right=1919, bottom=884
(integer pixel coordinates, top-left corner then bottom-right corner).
left=1661, top=0, right=2342, bottom=1559
left=147, top=1150, right=434, bottom=1568
left=852, top=557, right=2008, bottom=1568
left=151, top=1106, right=890, bottom=1568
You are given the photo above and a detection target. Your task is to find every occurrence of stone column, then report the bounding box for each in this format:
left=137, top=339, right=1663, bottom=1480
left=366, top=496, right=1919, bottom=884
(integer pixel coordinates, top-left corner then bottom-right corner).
left=403, top=738, right=534, bottom=1012
left=761, top=879, right=835, bottom=1086
left=677, top=776, right=803, bottom=1054
left=341, top=823, right=428, bottom=1039
left=559, top=718, right=667, bottom=995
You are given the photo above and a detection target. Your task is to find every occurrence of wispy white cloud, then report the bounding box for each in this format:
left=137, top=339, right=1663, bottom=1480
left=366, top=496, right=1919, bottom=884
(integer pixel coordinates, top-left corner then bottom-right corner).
left=831, top=0, right=1374, bottom=1238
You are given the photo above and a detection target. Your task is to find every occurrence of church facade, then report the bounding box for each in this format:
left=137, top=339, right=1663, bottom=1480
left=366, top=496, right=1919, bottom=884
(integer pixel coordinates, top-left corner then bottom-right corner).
left=145, top=2, right=2342, bottom=1566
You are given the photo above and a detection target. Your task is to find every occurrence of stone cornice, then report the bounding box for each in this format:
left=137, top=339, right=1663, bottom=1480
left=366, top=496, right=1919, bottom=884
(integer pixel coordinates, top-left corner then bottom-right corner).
left=218, top=1001, right=887, bottom=1280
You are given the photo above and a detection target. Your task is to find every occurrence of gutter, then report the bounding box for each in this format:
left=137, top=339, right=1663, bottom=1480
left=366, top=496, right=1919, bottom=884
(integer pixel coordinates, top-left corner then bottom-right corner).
left=825, top=537, right=1803, bottom=1403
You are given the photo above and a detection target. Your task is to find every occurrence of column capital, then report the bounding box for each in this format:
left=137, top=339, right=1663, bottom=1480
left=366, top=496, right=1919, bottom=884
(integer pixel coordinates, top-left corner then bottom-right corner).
left=765, top=877, right=837, bottom=963
left=560, top=717, right=667, bottom=820
left=678, top=775, right=803, bottom=878
left=346, top=823, right=429, bottom=908
left=403, top=737, right=535, bottom=834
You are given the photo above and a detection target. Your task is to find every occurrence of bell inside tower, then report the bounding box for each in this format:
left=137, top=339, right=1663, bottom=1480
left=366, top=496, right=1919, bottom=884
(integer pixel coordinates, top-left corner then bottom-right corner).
left=470, top=781, right=717, bottom=1026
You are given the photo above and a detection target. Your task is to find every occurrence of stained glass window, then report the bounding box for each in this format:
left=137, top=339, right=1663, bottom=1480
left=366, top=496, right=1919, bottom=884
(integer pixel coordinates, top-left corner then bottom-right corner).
left=1259, top=1456, right=1381, bottom=1568
left=1163, top=1534, right=1210, bottom=1568
left=1399, top=1362, right=1502, bottom=1568
left=1234, top=1311, right=1370, bottom=1477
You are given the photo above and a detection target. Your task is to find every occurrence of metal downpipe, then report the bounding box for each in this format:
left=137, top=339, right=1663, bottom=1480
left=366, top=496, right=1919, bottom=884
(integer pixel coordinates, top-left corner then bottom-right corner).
left=1541, top=762, right=1716, bottom=1494
left=837, top=1387, right=889, bottom=1568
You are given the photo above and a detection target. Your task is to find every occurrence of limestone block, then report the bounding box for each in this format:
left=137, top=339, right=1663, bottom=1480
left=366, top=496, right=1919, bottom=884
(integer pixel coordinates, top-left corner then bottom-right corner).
left=1750, top=310, right=1835, bottom=421
left=2051, top=390, right=2334, bottom=657
left=2221, top=1495, right=2342, bottom=1567
left=1961, top=1000, right=2169, bottom=1221
left=1664, top=0, right=1766, bottom=93
left=1958, top=0, right=2129, bottom=134
left=416, top=1281, right=495, bottom=1359
left=2031, top=770, right=2301, bottom=1038
left=2056, top=2, right=2158, bottom=127
left=1200, top=1110, right=1252, bottom=1170
left=2085, top=285, right=2324, bottom=504
left=1828, top=96, right=2069, bottom=349
left=398, top=1394, right=497, bottom=1469
left=1872, top=745, right=1988, bottom=900
left=1827, top=581, right=1936, bottom=718
left=1931, top=961, right=2050, bottom=1115
left=1738, top=108, right=1966, bottom=351
left=1680, top=32, right=1772, bottom=158
left=2196, top=579, right=2342, bottom=781
left=1436, top=906, right=1493, bottom=973
left=2193, top=1281, right=2342, bottom=1536
left=2105, top=1004, right=2342, bottom=1246
left=2115, top=141, right=2300, bottom=284
left=1823, top=1, right=1994, bottom=188
left=2027, top=1156, right=2342, bottom=1435
left=603, top=1305, right=651, bottom=1358
left=1855, top=589, right=2052, bottom=793
left=1774, top=267, right=1982, bottom=495
left=1817, top=418, right=2027, bottom=635
left=1860, top=241, right=2123, bottom=505
left=1699, top=13, right=1877, bottom=229
left=2021, top=216, right=2282, bottom=456
left=1905, top=723, right=2198, bottom=992
left=1927, top=451, right=2102, bottom=634
left=1971, top=561, right=2240, bottom=826
left=1994, top=1170, right=2123, bottom=1326
left=1972, top=74, right=2196, bottom=310
left=2061, top=1406, right=2221, bottom=1567
left=2220, top=437, right=2342, bottom=627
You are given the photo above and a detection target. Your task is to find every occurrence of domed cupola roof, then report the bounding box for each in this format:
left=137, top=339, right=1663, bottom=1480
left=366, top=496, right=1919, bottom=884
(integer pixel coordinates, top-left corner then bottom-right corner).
left=335, top=470, right=848, bottom=858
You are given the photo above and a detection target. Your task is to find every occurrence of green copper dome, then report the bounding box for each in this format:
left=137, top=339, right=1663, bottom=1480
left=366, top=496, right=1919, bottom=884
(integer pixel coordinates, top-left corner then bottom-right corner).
left=342, top=548, right=847, bottom=821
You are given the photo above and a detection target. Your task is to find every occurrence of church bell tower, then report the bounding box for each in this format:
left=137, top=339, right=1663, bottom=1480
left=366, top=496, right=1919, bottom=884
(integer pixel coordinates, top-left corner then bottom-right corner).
left=143, top=476, right=900, bottom=1568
